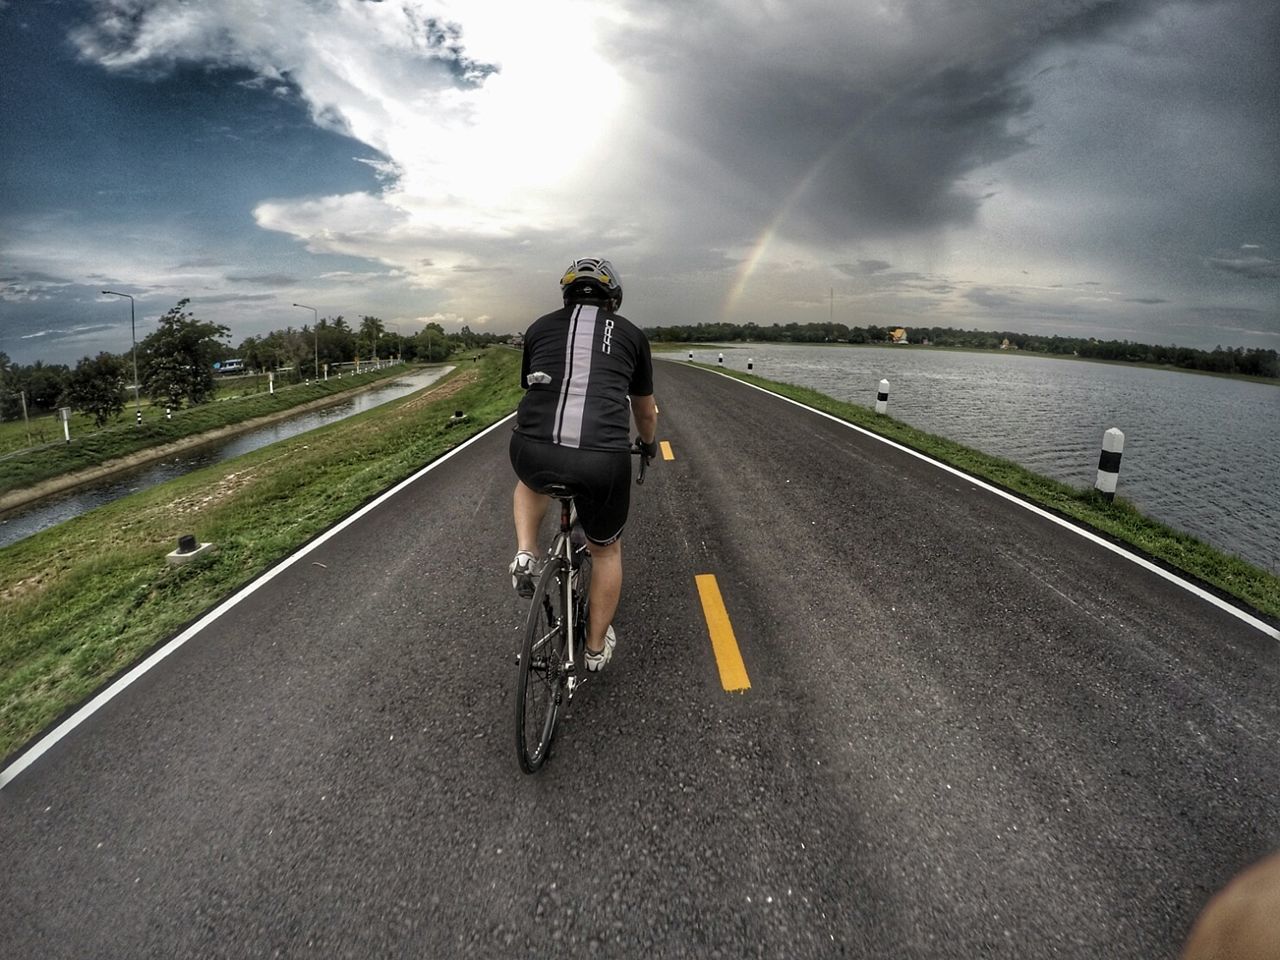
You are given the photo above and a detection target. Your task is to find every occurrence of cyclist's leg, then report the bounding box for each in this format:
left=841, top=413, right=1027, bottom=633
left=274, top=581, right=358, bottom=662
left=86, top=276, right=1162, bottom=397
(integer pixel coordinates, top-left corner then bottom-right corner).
left=572, top=449, right=630, bottom=655
left=509, top=433, right=556, bottom=556
left=512, top=479, right=549, bottom=556
left=585, top=538, right=621, bottom=654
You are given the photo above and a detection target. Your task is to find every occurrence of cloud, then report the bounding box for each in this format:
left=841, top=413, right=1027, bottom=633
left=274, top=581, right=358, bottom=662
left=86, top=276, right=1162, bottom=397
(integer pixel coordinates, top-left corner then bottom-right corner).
left=1, top=271, right=77, bottom=302
left=964, top=287, right=1022, bottom=309
left=193, top=292, right=277, bottom=304
left=1208, top=255, right=1280, bottom=280
left=71, top=1, right=496, bottom=92
left=224, top=273, right=299, bottom=286
left=835, top=260, right=893, bottom=276
left=7, top=0, right=1275, bottom=361
left=170, top=257, right=227, bottom=269
left=15, top=323, right=118, bottom=342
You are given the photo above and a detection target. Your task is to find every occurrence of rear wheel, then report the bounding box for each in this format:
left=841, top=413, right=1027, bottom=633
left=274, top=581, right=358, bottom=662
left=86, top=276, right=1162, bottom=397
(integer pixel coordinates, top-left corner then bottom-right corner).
left=515, top=558, right=569, bottom=773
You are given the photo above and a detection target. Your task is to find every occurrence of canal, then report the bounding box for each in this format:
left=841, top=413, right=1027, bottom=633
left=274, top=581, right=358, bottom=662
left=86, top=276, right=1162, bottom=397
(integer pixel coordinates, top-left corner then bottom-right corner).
left=0, top=365, right=454, bottom=549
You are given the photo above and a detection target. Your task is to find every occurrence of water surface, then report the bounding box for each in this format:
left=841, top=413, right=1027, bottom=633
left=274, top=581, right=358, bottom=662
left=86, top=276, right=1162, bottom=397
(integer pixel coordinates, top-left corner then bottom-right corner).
left=679, top=346, right=1279, bottom=573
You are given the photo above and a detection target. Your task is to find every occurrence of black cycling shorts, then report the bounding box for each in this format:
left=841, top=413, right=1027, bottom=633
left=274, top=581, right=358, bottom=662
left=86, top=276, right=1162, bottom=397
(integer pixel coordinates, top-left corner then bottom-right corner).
left=509, top=432, right=631, bottom=545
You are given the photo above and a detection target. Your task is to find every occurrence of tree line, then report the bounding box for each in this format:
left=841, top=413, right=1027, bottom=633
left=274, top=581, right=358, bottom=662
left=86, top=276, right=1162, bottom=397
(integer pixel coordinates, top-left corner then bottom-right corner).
left=645, top=322, right=1279, bottom=379
left=1, top=299, right=507, bottom=428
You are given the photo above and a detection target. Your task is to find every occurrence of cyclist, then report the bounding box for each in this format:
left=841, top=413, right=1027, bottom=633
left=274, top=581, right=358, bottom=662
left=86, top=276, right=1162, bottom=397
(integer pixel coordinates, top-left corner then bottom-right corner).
left=509, top=258, right=658, bottom=672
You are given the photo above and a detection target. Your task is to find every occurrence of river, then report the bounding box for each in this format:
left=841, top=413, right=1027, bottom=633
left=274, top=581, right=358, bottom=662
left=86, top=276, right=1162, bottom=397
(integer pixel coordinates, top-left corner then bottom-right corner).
left=676, top=345, right=1279, bottom=574
left=0, top=366, right=453, bottom=549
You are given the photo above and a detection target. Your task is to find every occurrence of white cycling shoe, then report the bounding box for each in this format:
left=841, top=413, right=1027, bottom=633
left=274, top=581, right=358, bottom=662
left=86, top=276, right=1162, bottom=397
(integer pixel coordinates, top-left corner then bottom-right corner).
left=509, top=551, right=537, bottom=598
left=584, top=625, right=617, bottom=673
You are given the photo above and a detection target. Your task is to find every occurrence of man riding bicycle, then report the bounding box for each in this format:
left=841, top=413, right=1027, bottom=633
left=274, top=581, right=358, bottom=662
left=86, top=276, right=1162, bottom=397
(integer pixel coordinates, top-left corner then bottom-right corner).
left=509, top=258, right=658, bottom=673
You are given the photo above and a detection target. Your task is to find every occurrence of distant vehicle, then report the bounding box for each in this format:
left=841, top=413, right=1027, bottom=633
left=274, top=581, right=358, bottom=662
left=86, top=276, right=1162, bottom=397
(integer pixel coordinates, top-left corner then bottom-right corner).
left=213, top=359, right=246, bottom=374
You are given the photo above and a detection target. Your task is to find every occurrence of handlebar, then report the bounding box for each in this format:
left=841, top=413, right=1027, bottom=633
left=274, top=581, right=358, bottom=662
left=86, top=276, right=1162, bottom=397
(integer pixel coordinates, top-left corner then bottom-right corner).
left=632, top=440, right=654, bottom=485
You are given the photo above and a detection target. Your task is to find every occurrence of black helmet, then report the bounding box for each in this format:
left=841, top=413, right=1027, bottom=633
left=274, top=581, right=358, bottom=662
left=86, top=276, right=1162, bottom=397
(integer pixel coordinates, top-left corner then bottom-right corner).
left=560, top=257, right=622, bottom=307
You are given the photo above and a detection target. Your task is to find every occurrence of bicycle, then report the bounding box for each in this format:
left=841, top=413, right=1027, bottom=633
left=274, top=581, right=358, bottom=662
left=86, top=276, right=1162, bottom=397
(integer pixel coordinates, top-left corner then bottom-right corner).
left=514, top=443, right=651, bottom=774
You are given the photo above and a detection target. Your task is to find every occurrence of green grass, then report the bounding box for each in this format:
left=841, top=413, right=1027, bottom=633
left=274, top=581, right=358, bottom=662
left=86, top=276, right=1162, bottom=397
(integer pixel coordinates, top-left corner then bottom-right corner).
left=697, top=362, right=1280, bottom=620
left=0, top=348, right=523, bottom=761
left=0, top=363, right=423, bottom=495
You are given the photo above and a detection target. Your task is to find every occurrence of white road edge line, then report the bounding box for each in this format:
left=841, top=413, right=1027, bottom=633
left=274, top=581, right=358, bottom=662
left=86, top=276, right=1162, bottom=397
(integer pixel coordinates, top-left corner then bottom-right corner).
left=0, top=413, right=517, bottom=791
left=677, top=360, right=1279, bottom=642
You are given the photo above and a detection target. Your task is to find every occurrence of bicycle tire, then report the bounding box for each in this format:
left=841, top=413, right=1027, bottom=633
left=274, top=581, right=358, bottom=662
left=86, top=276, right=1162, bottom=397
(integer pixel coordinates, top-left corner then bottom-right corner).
left=515, top=557, right=569, bottom=773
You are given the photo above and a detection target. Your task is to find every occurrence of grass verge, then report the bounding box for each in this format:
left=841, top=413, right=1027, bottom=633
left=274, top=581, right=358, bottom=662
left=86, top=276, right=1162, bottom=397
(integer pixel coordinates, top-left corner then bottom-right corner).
left=0, top=348, right=522, bottom=763
left=698, top=362, right=1280, bottom=620
left=0, top=362, right=422, bottom=494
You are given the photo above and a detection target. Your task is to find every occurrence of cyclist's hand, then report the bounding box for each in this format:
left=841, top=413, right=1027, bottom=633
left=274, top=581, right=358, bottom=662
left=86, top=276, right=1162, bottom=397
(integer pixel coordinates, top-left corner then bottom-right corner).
left=635, top=437, right=659, bottom=460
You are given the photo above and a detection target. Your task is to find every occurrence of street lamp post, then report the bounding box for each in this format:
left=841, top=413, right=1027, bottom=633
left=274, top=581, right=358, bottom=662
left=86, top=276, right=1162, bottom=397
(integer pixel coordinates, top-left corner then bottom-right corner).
left=292, top=303, right=319, bottom=379
left=102, top=290, right=140, bottom=425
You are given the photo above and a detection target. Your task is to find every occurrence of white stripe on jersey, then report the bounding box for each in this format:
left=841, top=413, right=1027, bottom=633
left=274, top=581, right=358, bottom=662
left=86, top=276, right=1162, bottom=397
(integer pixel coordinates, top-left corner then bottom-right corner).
left=553, top=304, right=599, bottom=447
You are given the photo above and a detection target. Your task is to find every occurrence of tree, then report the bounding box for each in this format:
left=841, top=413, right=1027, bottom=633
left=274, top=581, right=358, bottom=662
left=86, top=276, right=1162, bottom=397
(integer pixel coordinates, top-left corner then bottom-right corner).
left=0, top=351, right=14, bottom=421
left=414, top=322, right=450, bottom=362
left=138, top=298, right=230, bottom=409
left=358, top=315, right=385, bottom=359
left=63, top=352, right=126, bottom=427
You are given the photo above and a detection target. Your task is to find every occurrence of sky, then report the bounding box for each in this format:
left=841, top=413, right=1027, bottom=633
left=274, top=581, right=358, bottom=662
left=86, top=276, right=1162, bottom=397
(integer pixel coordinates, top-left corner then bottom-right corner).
left=1, top=0, right=1277, bottom=366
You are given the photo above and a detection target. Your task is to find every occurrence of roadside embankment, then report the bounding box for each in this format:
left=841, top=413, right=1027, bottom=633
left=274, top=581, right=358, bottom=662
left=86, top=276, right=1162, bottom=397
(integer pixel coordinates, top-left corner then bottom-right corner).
left=0, top=348, right=522, bottom=762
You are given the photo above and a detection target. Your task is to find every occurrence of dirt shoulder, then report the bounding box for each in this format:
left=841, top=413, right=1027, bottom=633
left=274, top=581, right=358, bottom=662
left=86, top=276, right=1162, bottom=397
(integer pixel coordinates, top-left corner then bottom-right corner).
left=0, top=367, right=457, bottom=515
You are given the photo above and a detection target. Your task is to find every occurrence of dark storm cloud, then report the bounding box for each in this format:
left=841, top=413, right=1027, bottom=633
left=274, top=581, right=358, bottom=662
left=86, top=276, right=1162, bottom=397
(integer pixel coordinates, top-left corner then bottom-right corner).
left=1124, top=298, right=1169, bottom=305
left=610, top=0, right=1169, bottom=242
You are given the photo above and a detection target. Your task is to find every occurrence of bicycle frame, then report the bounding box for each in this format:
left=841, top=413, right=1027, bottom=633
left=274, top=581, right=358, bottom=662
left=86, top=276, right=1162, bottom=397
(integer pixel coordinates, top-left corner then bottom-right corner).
left=550, top=495, right=590, bottom=696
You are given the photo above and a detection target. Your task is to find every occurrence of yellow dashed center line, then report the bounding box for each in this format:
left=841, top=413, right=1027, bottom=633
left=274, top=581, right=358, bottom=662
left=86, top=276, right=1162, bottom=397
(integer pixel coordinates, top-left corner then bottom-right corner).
left=660, top=440, right=675, bottom=460
left=694, top=574, right=751, bottom=693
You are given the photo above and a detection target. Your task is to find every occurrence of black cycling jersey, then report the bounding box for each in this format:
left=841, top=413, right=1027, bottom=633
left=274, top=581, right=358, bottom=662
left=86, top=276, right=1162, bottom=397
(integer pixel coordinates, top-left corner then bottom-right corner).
left=515, top=302, right=653, bottom=452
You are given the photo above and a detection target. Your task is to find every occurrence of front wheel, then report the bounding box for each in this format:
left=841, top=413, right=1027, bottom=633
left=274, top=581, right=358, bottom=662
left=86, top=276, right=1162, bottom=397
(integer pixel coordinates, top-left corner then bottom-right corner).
left=515, top=557, right=569, bottom=773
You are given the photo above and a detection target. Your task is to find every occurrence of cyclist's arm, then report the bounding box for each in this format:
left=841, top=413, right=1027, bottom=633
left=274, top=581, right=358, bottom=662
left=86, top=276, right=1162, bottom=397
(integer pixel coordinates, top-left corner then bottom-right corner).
left=631, top=394, right=657, bottom=445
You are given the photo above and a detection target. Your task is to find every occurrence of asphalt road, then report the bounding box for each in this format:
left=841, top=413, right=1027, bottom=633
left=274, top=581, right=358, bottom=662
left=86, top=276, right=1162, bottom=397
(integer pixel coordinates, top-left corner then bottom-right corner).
left=3, top=360, right=1277, bottom=958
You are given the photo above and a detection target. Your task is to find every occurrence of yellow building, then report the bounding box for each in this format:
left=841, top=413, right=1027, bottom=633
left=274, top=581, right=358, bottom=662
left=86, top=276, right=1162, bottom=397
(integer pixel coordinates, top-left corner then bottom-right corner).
left=891, top=327, right=908, bottom=343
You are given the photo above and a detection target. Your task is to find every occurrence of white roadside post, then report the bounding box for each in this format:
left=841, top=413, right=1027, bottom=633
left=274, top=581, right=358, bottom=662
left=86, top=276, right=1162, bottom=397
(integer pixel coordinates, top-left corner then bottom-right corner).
left=717, top=352, right=724, bottom=366
left=687, top=351, right=693, bottom=362
left=875, top=378, right=890, bottom=414
left=268, top=371, right=275, bottom=395
left=1095, top=427, right=1125, bottom=501
left=59, top=407, right=71, bottom=443
left=748, top=358, right=754, bottom=371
